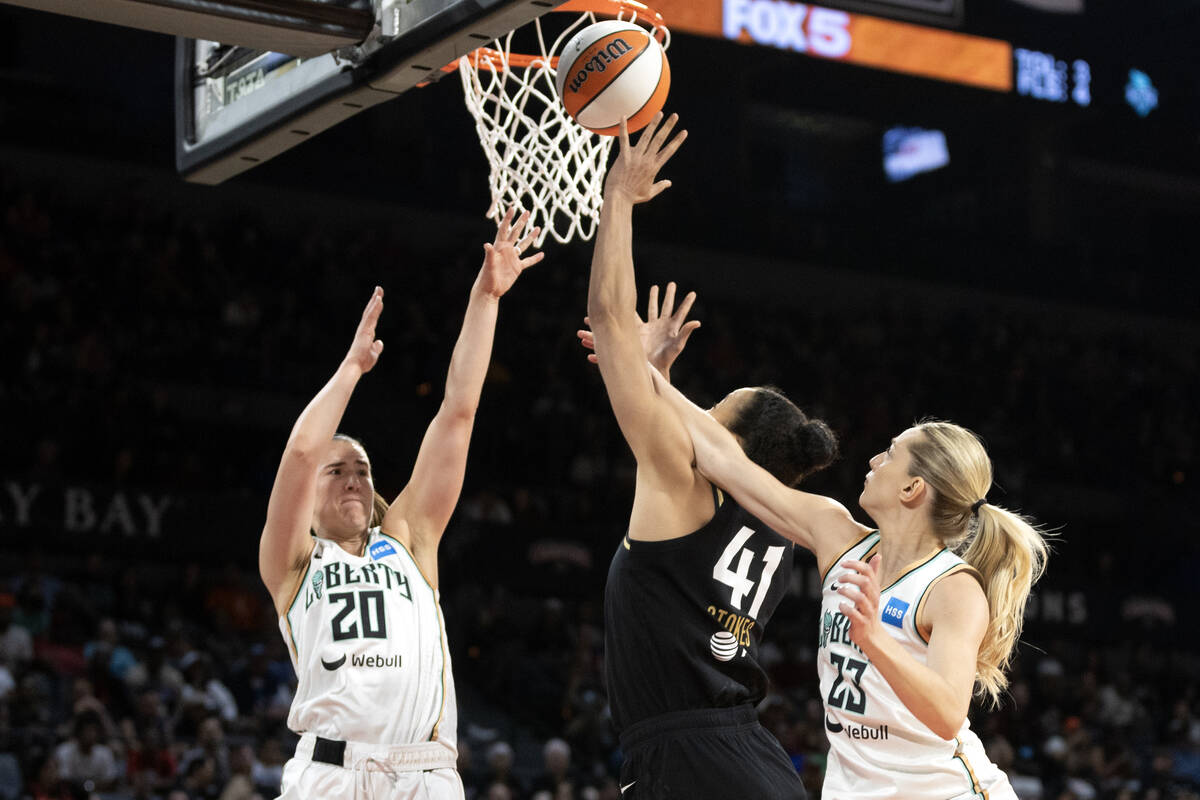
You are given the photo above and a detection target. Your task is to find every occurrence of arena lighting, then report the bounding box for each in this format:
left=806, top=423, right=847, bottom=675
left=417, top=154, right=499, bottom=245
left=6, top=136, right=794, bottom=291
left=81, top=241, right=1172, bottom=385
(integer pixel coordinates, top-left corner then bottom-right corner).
left=1125, top=70, right=1159, bottom=117
left=0, top=0, right=373, bottom=57
left=883, top=126, right=950, bottom=182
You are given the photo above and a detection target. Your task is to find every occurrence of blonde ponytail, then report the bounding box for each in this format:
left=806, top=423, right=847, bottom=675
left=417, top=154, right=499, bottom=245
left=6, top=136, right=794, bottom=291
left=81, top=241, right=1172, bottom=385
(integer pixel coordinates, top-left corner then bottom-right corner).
left=960, top=502, right=1048, bottom=704
left=908, top=421, right=1050, bottom=707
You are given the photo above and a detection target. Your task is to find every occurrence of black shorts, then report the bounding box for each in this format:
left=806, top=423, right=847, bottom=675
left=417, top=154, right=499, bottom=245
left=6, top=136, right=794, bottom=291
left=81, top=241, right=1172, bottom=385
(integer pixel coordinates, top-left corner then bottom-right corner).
left=617, top=705, right=806, bottom=800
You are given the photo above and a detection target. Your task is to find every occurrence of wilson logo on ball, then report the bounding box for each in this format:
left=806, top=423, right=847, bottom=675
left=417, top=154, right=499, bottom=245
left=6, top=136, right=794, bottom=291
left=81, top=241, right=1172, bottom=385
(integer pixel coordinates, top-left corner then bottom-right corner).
left=554, top=20, right=671, bottom=136
left=566, top=37, right=637, bottom=93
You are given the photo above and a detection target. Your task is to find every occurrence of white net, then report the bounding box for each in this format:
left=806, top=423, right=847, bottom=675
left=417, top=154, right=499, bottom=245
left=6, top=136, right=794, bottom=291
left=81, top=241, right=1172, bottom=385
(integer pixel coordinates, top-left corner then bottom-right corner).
left=457, top=3, right=668, bottom=246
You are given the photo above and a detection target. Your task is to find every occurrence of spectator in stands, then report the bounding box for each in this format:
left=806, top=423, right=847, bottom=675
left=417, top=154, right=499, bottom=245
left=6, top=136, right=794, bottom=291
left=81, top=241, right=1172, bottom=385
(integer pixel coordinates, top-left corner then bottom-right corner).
left=217, top=744, right=258, bottom=800
left=140, top=636, right=185, bottom=708
left=54, top=710, right=120, bottom=793
left=24, top=751, right=73, bottom=800
left=83, top=618, right=138, bottom=685
left=172, top=754, right=219, bottom=800
left=0, top=595, right=31, bottom=671
left=226, top=644, right=283, bottom=720
left=478, top=741, right=524, bottom=798
left=250, top=738, right=286, bottom=797
left=180, top=716, right=231, bottom=789
left=125, top=719, right=178, bottom=798
left=0, top=712, right=19, bottom=800
left=530, top=737, right=575, bottom=797
left=179, top=652, right=238, bottom=723
left=0, top=665, right=13, bottom=704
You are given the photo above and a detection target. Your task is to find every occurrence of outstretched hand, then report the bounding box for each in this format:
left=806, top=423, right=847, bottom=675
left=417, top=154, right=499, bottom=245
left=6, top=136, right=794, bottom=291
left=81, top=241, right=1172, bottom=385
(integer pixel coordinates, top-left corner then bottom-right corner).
left=603, top=112, right=687, bottom=204
left=344, top=286, right=385, bottom=374
left=641, top=282, right=702, bottom=371
left=837, top=554, right=886, bottom=655
left=479, top=207, right=544, bottom=299
left=577, top=282, right=701, bottom=374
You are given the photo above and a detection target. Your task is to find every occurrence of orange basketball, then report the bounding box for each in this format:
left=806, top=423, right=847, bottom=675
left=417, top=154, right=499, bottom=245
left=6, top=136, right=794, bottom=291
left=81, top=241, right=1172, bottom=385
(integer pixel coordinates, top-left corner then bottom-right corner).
left=554, top=21, right=671, bottom=136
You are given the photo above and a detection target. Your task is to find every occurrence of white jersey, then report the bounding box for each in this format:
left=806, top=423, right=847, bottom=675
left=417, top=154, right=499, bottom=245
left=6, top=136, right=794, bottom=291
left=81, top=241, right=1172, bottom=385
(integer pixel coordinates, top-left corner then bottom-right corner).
left=818, top=532, right=1015, bottom=800
left=279, top=528, right=458, bottom=751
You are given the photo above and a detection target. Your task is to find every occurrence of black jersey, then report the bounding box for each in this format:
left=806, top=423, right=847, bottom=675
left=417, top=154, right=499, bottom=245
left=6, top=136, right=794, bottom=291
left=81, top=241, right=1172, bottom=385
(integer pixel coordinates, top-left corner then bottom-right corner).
left=604, top=486, right=795, bottom=733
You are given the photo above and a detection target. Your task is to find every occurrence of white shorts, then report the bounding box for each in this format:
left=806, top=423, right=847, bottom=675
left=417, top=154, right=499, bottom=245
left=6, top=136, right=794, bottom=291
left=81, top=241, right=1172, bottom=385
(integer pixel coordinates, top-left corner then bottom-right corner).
left=277, top=733, right=465, bottom=800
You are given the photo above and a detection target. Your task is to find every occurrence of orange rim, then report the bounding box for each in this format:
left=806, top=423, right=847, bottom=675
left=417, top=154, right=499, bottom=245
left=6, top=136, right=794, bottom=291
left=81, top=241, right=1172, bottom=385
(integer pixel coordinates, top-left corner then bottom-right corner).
left=433, top=0, right=667, bottom=77
left=556, top=0, right=667, bottom=38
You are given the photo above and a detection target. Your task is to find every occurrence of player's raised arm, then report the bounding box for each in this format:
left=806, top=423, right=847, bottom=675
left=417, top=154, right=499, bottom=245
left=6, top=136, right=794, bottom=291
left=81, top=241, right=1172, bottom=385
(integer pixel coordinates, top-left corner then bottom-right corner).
left=384, top=210, right=541, bottom=580
left=260, top=287, right=385, bottom=613
left=587, top=114, right=691, bottom=474
left=577, top=281, right=702, bottom=380
left=647, top=367, right=866, bottom=566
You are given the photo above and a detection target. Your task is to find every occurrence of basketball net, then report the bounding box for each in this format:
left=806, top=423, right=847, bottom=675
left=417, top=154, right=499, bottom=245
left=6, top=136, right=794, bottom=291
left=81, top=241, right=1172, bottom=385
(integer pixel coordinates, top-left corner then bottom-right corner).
left=456, top=0, right=669, bottom=246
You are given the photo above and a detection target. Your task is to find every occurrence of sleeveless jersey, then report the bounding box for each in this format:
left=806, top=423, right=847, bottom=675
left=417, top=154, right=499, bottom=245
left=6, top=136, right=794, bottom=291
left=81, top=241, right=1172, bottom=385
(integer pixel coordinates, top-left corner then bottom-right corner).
left=818, top=532, right=1014, bottom=800
left=279, top=528, right=458, bottom=750
left=604, top=488, right=794, bottom=733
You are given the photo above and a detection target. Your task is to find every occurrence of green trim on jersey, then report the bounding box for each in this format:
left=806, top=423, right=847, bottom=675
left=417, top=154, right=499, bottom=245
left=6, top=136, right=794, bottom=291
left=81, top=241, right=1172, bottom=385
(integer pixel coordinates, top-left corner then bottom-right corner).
left=428, top=603, right=449, bottom=743
left=953, top=737, right=989, bottom=799
left=284, top=558, right=314, bottom=663
left=882, top=547, right=948, bottom=593
left=822, top=531, right=881, bottom=585
left=380, top=533, right=437, bottom=595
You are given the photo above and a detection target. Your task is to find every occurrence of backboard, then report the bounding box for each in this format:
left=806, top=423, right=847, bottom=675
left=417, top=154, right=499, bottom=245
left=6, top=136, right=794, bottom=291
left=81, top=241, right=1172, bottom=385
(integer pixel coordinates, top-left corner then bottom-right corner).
left=175, top=0, right=565, bottom=184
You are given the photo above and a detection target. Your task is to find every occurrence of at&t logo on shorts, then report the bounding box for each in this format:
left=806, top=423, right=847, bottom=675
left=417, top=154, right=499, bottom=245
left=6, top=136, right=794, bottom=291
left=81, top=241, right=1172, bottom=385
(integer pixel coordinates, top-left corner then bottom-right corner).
left=709, top=630, right=739, bottom=662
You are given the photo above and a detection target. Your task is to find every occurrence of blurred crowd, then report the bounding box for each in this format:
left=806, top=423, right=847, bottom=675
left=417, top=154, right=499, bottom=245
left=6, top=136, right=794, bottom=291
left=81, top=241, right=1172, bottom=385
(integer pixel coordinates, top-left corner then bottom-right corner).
left=1, top=165, right=1197, bottom=800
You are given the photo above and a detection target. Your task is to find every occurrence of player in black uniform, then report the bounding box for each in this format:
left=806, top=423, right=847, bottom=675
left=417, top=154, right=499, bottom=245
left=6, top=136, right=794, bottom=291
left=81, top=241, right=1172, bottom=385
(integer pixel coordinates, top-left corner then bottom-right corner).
left=584, top=113, right=838, bottom=799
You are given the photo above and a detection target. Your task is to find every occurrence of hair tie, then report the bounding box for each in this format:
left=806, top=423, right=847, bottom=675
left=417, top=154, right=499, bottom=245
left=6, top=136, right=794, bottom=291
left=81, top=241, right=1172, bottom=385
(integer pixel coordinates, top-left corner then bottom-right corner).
left=970, top=498, right=986, bottom=516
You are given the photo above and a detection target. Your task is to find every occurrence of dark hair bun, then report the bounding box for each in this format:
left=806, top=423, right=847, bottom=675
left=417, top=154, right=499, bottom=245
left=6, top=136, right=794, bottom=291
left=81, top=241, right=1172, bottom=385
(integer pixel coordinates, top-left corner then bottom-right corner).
left=796, top=419, right=839, bottom=475
left=727, top=387, right=839, bottom=487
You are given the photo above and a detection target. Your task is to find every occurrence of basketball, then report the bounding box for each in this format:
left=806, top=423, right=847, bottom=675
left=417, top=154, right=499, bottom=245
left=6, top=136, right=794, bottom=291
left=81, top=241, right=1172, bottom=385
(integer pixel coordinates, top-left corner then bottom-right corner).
left=554, top=20, right=671, bottom=136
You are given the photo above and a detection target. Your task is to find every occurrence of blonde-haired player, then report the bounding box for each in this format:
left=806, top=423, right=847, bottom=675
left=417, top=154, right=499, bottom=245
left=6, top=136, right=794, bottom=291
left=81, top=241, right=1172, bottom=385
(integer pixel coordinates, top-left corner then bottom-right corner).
left=649, top=373, right=1048, bottom=800
left=259, top=210, right=542, bottom=800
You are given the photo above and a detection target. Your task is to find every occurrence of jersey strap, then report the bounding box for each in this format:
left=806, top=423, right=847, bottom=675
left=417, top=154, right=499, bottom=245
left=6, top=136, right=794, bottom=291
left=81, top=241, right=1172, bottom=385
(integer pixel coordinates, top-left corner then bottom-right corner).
left=822, top=530, right=880, bottom=585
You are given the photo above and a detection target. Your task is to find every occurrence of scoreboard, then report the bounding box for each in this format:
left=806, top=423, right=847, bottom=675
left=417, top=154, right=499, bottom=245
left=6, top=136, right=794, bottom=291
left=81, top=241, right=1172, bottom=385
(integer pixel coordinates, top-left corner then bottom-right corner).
left=652, top=0, right=1178, bottom=120
left=657, top=0, right=1010, bottom=90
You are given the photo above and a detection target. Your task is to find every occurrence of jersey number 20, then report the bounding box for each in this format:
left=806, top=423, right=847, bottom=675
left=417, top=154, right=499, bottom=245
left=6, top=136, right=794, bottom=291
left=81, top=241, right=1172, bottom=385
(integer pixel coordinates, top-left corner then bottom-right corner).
left=330, top=590, right=388, bottom=641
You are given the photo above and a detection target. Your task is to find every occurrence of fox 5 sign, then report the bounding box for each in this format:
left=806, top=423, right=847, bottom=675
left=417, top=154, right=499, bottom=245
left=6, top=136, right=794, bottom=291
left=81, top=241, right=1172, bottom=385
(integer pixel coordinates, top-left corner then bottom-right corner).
left=723, top=2, right=853, bottom=57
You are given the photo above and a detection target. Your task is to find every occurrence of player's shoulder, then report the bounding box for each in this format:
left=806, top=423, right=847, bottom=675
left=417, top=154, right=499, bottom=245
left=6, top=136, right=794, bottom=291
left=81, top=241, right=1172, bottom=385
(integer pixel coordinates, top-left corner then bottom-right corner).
left=814, top=511, right=874, bottom=578
left=920, top=566, right=988, bottom=628
left=926, top=563, right=986, bottom=602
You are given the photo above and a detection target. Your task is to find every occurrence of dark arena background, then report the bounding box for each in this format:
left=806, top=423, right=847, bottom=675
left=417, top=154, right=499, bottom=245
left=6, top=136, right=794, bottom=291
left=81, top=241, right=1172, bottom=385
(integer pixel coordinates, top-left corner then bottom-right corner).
left=1, top=1, right=1198, bottom=798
